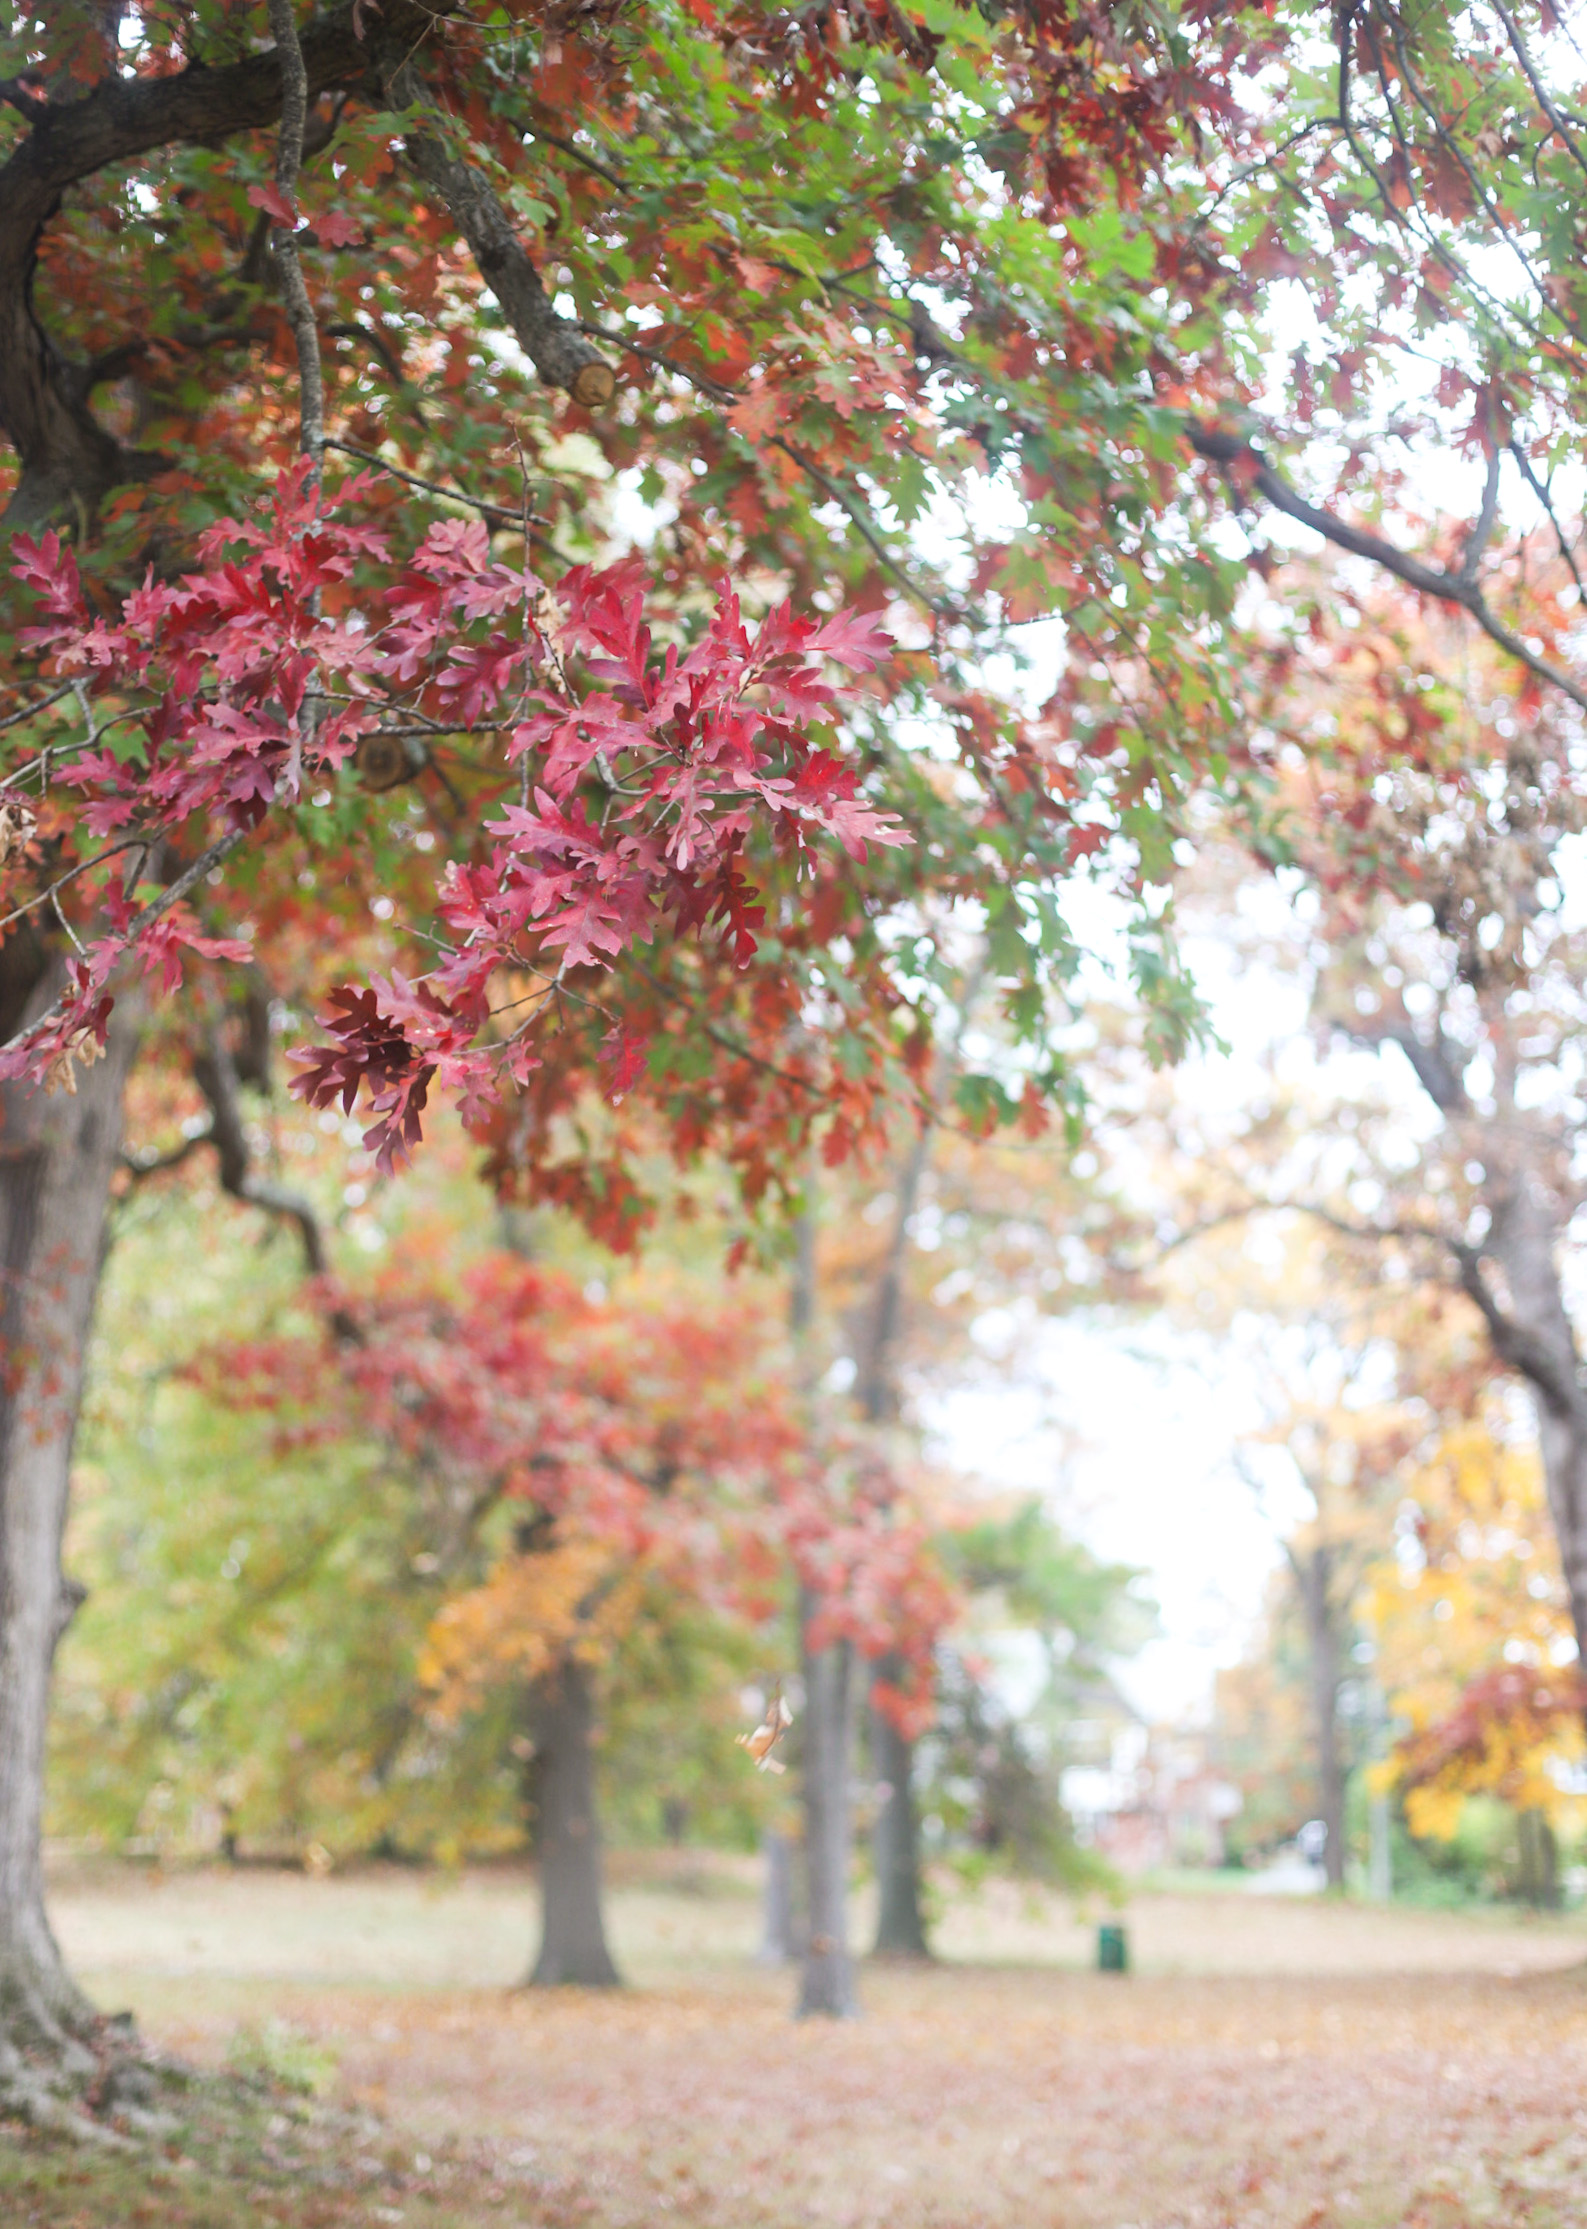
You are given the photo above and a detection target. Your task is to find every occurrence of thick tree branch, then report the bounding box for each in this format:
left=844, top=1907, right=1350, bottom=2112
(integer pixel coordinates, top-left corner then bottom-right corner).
left=1447, top=1238, right=1585, bottom=1421
left=265, top=0, right=325, bottom=477
left=121, top=1130, right=209, bottom=1182
left=375, top=44, right=614, bottom=409
left=1334, top=1006, right=1469, bottom=1113
left=0, top=1, right=425, bottom=527
left=193, top=1020, right=327, bottom=1276
left=1165, top=1189, right=1587, bottom=1424
left=1187, top=423, right=1587, bottom=715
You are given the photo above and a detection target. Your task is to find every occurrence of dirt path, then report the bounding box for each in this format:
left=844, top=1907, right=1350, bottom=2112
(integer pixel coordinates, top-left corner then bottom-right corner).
left=33, top=1863, right=1587, bottom=2228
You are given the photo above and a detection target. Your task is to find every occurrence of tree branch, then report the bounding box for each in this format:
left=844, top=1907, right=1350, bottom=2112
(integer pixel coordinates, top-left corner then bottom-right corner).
left=265, top=0, right=324, bottom=477
left=325, top=437, right=553, bottom=543
left=1335, top=1006, right=1469, bottom=1114
left=1163, top=1189, right=1587, bottom=1424
left=1506, top=437, right=1587, bottom=605
left=0, top=825, right=246, bottom=1059
left=1459, top=446, right=1501, bottom=588
left=1447, top=1238, right=1585, bottom=1420
left=193, top=1019, right=327, bottom=1275
left=1186, top=422, right=1587, bottom=715
left=1491, top=0, right=1587, bottom=193
left=0, top=0, right=426, bottom=526
left=375, top=42, right=614, bottom=408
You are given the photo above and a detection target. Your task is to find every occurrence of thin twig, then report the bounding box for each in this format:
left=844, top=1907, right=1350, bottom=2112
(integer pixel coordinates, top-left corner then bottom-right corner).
left=1491, top=0, right=1587, bottom=191
left=0, top=827, right=248, bottom=1057
left=0, top=836, right=151, bottom=939
left=1458, top=447, right=1502, bottom=587
left=1507, top=438, right=1587, bottom=604
left=0, top=682, right=76, bottom=738
left=768, top=438, right=957, bottom=621
left=325, top=439, right=554, bottom=545
left=527, top=124, right=627, bottom=190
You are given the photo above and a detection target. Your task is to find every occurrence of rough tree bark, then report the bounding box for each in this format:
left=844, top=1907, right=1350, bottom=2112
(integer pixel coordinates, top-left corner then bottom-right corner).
left=526, top=1655, right=621, bottom=1988
left=797, top=1597, right=857, bottom=2019
left=0, top=937, right=141, bottom=2108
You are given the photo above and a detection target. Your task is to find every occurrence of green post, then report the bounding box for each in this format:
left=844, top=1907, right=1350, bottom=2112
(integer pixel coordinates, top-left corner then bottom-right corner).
left=1097, top=1922, right=1128, bottom=1973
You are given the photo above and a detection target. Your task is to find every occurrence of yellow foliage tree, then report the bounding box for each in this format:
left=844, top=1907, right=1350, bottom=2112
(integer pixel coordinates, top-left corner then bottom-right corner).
left=1368, top=1414, right=1587, bottom=1855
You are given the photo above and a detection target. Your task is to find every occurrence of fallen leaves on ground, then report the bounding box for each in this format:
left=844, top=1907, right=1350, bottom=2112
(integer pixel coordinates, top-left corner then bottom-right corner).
left=16, top=1868, right=1587, bottom=2228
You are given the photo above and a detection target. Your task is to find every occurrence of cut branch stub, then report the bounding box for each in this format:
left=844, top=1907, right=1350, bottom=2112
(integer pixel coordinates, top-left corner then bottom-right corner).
left=570, top=361, right=618, bottom=409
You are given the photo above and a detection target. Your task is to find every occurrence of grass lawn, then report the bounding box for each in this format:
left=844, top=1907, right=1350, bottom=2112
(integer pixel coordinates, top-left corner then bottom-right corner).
left=6, top=1855, right=1587, bottom=2226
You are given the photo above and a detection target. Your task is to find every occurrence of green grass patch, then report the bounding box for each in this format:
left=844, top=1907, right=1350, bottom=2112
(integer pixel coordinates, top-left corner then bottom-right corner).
left=0, top=2076, right=550, bottom=2229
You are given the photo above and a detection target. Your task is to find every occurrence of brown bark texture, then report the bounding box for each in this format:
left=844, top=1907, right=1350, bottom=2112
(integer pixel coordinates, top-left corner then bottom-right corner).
left=0, top=943, right=140, bottom=2106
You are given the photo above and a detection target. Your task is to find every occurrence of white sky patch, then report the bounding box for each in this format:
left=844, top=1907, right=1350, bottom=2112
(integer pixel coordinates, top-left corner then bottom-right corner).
left=925, top=1321, right=1285, bottom=1724
left=927, top=873, right=1451, bottom=1725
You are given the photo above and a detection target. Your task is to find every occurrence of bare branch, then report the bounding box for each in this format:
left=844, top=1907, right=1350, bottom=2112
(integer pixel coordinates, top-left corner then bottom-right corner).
left=1506, top=438, right=1587, bottom=605
left=1448, top=1240, right=1585, bottom=1419
left=1187, top=422, right=1587, bottom=716
left=325, top=438, right=554, bottom=543
left=1164, top=1189, right=1587, bottom=1423
left=194, top=1021, right=327, bottom=1275
left=122, top=1130, right=211, bottom=1181
left=1336, top=1007, right=1469, bottom=1114
left=0, top=826, right=246, bottom=1059
left=0, top=682, right=76, bottom=738
left=526, top=125, right=627, bottom=191
left=768, top=436, right=959, bottom=621
left=1491, top=0, right=1587, bottom=192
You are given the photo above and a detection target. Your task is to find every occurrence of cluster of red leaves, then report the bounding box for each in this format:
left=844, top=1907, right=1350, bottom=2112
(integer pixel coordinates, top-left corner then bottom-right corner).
left=5, top=468, right=899, bottom=1169
left=200, top=1256, right=953, bottom=1723
left=1397, top=1663, right=1587, bottom=1793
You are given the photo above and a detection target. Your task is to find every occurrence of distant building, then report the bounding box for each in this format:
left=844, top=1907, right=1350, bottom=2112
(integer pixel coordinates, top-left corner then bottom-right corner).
left=1061, top=1721, right=1242, bottom=1873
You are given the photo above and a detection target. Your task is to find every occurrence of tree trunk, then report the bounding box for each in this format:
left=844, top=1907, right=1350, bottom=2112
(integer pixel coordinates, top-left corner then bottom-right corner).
left=757, top=1827, right=806, bottom=1966
left=870, top=1664, right=929, bottom=1958
left=526, top=1655, right=620, bottom=1987
left=1516, top=1806, right=1559, bottom=1909
left=1295, top=1545, right=1346, bottom=1890
left=797, top=1606, right=857, bottom=2018
left=0, top=949, right=141, bottom=2093
left=1477, top=1178, right=1587, bottom=1677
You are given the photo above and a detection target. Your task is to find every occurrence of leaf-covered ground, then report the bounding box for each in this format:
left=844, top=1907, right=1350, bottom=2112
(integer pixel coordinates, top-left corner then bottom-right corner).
left=9, top=1858, right=1587, bottom=2227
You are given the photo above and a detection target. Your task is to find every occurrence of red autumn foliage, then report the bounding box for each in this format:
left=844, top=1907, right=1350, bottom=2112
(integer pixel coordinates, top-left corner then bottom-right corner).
left=6, top=473, right=900, bottom=1172
left=197, top=1257, right=955, bottom=1727
left=1397, top=1664, right=1587, bottom=1793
